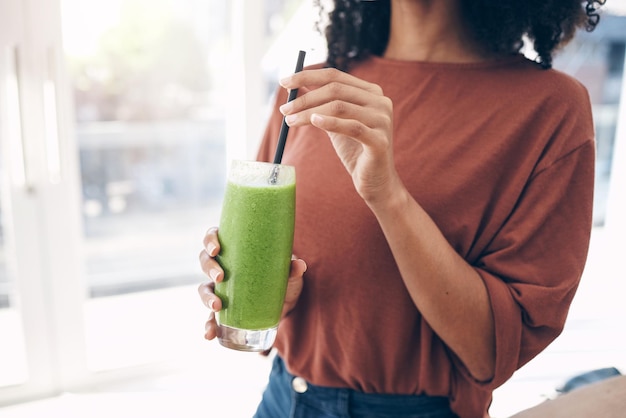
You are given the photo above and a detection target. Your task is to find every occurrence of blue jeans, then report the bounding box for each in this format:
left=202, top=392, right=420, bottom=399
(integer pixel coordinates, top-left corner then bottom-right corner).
left=253, top=356, right=458, bottom=418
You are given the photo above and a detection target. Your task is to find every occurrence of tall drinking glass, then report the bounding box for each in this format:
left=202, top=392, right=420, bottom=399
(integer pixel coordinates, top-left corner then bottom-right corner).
left=215, top=160, right=296, bottom=351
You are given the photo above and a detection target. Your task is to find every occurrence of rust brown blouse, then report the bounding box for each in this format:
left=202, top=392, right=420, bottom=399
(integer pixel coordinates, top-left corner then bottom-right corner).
left=256, top=54, right=595, bottom=418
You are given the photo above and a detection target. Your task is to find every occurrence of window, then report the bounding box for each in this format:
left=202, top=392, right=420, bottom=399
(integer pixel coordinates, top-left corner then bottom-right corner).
left=0, top=0, right=32, bottom=391
left=0, top=0, right=306, bottom=404
left=0, top=172, right=29, bottom=389
left=553, top=12, right=626, bottom=226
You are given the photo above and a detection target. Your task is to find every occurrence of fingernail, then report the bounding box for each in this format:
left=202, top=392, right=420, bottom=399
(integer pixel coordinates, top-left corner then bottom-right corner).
left=279, top=76, right=291, bottom=87
left=285, top=114, right=297, bottom=125
left=206, top=243, right=217, bottom=257
left=310, top=113, right=323, bottom=125
left=209, top=268, right=220, bottom=282
left=206, top=299, right=215, bottom=311
left=279, top=102, right=293, bottom=114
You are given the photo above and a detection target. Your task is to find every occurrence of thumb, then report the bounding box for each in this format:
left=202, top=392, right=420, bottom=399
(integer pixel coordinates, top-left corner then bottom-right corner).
left=290, top=258, right=307, bottom=278
left=282, top=258, right=306, bottom=317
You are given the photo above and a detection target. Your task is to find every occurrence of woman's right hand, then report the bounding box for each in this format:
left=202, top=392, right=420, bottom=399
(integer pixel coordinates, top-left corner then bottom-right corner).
left=197, top=227, right=307, bottom=341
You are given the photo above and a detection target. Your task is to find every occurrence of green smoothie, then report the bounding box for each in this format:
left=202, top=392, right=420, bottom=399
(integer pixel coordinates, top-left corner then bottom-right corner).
left=215, top=161, right=295, bottom=332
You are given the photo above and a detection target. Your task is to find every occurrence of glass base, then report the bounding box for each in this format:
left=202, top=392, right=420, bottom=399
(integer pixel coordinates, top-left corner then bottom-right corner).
left=217, top=324, right=277, bottom=352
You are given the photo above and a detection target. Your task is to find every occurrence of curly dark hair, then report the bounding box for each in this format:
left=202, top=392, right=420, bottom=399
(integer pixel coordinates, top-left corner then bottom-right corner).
left=314, top=0, right=606, bottom=71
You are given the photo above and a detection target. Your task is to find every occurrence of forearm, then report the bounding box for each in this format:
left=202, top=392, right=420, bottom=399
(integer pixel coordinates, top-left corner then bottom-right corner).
left=367, top=182, right=496, bottom=381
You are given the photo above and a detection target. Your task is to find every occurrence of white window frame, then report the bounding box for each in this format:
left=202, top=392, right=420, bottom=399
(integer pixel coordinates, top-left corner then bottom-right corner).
left=605, top=50, right=626, bottom=238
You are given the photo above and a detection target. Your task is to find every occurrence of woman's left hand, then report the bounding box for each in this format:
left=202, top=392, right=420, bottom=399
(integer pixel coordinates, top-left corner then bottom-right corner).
left=279, top=67, right=399, bottom=205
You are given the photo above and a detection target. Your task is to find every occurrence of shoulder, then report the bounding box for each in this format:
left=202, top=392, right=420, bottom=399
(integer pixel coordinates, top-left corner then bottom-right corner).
left=509, top=60, right=596, bottom=172
left=508, top=56, right=592, bottom=111
left=494, top=57, right=595, bottom=156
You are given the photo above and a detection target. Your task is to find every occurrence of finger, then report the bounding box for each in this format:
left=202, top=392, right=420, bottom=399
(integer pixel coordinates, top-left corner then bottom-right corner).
left=290, top=258, right=307, bottom=278
left=198, top=249, right=224, bottom=283
left=280, top=67, right=382, bottom=96
left=285, top=99, right=389, bottom=131
left=197, top=281, right=223, bottom=312
left=282, top=260, right=305, bottom=317
left=202, top=227, right=220, bottom=257
left=284, top=273, right=304, bottom=303
left=204, top=312, right=219, bottom=340
left=310, top=113, right=384, bottom=148
left=280, top=82, right=376, bottom=116
left=284, top=259, right=306, bottom=302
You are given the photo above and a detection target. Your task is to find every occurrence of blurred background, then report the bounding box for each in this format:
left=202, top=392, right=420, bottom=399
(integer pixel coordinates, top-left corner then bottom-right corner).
left=0, top=1, right=625, bottom=417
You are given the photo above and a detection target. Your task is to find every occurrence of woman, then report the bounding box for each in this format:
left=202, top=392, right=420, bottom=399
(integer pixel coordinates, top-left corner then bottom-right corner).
left=198, top=0, right=604, bottom=416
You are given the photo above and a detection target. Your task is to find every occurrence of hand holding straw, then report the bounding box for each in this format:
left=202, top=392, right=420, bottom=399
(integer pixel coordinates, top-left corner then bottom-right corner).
left=272, top=50, right=307, bottom=165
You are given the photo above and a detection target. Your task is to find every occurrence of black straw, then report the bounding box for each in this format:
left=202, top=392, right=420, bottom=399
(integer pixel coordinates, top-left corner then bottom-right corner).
left=272, top=50, right=306, bottom=164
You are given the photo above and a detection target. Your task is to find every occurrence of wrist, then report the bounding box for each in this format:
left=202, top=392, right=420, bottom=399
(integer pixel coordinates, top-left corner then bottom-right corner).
left=364, top=176, right=411, bottom=216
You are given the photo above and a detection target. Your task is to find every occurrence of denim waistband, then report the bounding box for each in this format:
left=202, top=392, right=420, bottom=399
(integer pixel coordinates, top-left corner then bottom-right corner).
left=273, top=356, right=457, bottom=418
